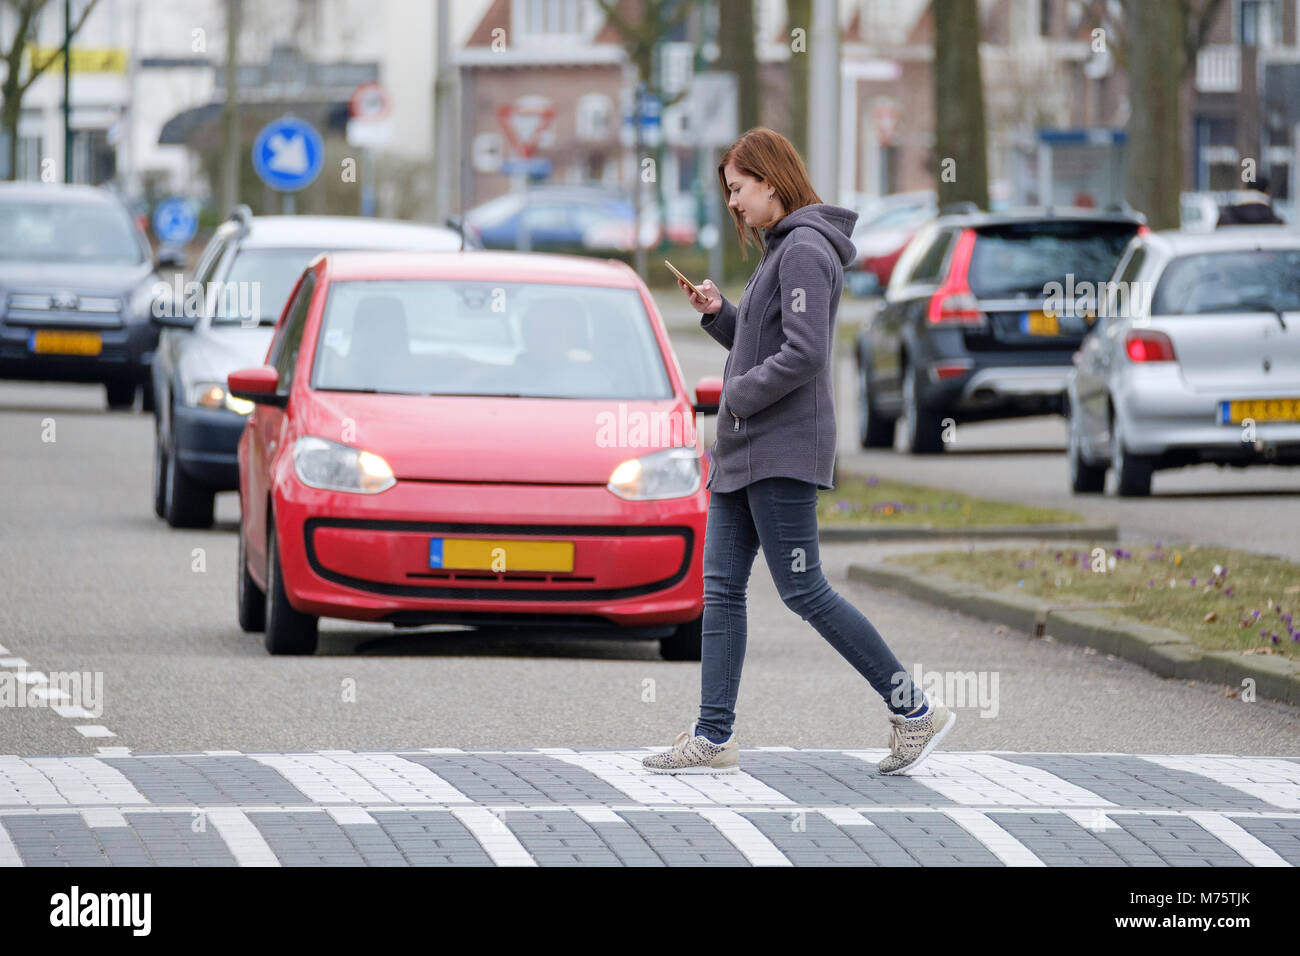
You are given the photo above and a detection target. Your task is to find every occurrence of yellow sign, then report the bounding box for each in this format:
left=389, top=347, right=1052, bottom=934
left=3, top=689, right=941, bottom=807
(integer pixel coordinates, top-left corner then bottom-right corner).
left=27, top=46, right=127, bottom=74
left=435, top=538, right=575, bottom=573
left=1225, top=398, right=1300, bottom=424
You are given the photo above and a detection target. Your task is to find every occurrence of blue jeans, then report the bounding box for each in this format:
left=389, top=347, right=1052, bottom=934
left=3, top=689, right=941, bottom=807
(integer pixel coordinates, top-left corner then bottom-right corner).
left=696, top=476, right=925, bottom=741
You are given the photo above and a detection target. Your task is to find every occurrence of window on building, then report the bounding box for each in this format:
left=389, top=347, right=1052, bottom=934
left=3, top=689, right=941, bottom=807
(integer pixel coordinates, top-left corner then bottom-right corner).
left=1238, top=0, right=1281, bottom=46
left=576, top=93, right=612, bottom=141
left=522, top=0, right=585, bottom=36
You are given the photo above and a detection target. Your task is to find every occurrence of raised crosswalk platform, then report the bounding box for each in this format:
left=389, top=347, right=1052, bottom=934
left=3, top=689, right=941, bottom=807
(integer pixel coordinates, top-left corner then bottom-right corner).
left=1, top=748, right=1297, bottom=867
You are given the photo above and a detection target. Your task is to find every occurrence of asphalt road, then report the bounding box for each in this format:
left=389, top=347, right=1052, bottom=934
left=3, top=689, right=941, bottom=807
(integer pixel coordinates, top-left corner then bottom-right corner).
left=0, top=361, right=1294, bottom=759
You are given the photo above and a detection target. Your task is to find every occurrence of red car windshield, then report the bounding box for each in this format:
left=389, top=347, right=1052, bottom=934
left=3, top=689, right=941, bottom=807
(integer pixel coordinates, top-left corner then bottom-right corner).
left=310, top=279, right=674, bottom=400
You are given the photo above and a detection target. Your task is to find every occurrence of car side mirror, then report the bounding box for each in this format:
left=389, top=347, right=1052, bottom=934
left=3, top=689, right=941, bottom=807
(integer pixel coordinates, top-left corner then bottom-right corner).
left=693, top=375, right=722, bottom=415
left=228, top=366, right=287, bottom=408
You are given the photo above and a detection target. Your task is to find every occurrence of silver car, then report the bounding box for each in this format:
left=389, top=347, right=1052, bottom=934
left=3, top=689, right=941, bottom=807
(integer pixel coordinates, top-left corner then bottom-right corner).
left=1067, top=226, right=1300, bottom=496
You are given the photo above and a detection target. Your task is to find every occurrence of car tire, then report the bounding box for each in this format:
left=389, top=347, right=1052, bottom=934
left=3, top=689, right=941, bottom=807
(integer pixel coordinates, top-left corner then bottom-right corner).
left=1068, top=402, right=1106, bottom=494
left=140, top=379, right=156, bottom=413
left=237, top=518, right=266, bottom=633
left=105, top=380, right=136, bottom=410
left=152, top=419, right=169, bottom=519
left=901, top=363, right=945, bottom=455
left=660, top=613, right=702, bottom=661
left=857, top=359, right=896, bottom=449
left=1111, top=415, right=1153, bottom=497
left=264, top=521, right=318, bottom=655
left=163, top=418, right=215, bottom=528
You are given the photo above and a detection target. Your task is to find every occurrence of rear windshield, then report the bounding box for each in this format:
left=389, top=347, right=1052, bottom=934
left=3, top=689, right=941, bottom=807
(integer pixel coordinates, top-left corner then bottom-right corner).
left=0, top=199, right=145, bottom=265
left=967, top=221, right=1138, bottom=298
left=311, top=279, right=673, bottom=400
left=213, top=248, right=321, bottom=325
left=1151, top=249, right=1300, bottom=314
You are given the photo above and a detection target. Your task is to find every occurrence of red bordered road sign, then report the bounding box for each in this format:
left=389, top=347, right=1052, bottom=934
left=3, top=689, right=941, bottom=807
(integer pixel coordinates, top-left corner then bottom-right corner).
left=350, top=81, right=391, bottom=120
left=496, top=97, right=556, bottom=159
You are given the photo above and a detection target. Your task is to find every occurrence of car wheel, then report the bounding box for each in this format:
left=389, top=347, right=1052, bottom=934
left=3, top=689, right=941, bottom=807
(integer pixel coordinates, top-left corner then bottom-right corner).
left=901, top=363, right=945, bottom=454
left=163, top=418, right=215, bottom=528
left=1111, top=415, right=1153, bottom=497
left=264, top=521, right=318, bottom=655
left=1068, top=401, right=1106, bottom=494
left=152, top=419, right=169, bottom=519
left=237, top=518, right=266, bottom=633
left=857, top=359, right=896, bottom=449
left=660, top=613, right=702, bottom=661
left=105, top=380, right=136, bottom=410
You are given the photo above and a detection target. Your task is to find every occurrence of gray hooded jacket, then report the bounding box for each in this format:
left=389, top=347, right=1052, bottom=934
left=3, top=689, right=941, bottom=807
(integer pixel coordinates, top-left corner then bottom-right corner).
left=702, top=202, right=859, bottom=493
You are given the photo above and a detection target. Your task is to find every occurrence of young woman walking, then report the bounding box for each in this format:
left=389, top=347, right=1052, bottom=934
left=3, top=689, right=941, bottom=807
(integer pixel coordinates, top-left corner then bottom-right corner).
left=643, top=128, right=955, bottom=776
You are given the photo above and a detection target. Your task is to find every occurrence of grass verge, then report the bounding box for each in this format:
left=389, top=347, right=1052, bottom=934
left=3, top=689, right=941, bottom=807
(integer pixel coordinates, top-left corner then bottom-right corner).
left=817, top=474, right=1082, bottom=527
left=888, top=543, right=1300, bottom=661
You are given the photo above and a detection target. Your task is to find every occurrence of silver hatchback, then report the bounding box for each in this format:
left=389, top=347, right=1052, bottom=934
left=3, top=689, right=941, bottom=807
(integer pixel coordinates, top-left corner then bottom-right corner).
left=1066, top=226, right=1300, bottom=496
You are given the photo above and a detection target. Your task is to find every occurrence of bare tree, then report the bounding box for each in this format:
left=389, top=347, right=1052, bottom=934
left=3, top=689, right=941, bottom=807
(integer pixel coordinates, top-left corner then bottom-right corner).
left=1082, top=0, right=1226, bottom=229
left=594, top=0, right=693, bottom=278
left=1, top=0, right=101, bottom=179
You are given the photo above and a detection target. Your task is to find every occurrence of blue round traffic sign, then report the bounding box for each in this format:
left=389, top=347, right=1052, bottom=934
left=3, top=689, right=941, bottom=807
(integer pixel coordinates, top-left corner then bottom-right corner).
left=252, top=116, right=324, bottom=192
left=153, top=198, right=197, bottom=244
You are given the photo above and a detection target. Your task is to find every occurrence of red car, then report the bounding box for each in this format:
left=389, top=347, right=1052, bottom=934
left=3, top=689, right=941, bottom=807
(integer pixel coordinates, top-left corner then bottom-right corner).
left=229, top=250, right=720, bottom=659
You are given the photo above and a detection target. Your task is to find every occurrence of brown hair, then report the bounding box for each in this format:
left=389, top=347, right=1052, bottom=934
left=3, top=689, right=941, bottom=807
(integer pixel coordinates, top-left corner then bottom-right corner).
left=717, top=127, right=822, bottom=258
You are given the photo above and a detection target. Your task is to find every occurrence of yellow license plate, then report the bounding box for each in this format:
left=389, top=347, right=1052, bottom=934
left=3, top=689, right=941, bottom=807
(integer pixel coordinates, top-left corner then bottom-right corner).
left=1023, top=311, right=1059, bottom=335
left=429, top=538, right=575, bottom=573
left=30, top=330, right=102, bottom=355
left=1221, top=398, right=1300, bottom=424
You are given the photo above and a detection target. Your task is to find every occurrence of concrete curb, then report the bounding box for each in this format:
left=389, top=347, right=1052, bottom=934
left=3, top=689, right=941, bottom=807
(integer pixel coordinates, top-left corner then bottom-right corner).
left=820, top=523, right=1118, bottom=542
left=847, top=562, right=1300, bottom=707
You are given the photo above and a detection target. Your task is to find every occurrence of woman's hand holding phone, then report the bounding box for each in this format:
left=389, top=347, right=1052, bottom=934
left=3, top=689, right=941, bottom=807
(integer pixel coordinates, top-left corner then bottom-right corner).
left=678, top=277, right=721, bottom=315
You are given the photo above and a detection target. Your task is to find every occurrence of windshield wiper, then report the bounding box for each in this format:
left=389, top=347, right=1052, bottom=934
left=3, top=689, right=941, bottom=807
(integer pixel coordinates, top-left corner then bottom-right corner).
left=1200, top=301, right=1287, bottom=330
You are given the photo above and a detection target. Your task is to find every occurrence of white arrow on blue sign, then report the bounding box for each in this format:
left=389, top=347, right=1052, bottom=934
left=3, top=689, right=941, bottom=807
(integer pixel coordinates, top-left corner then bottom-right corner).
left=153, top=198, right=198, bottom=244
left=252, top=116, right=324, bottom=192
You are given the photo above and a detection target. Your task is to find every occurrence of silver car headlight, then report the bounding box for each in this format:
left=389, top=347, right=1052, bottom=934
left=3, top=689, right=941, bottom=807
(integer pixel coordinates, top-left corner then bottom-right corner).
left=292, top=436, right=395, bottom=494
left=186, top=381, right=254, bottom=415
left=607, top=447, right=700, bottom=500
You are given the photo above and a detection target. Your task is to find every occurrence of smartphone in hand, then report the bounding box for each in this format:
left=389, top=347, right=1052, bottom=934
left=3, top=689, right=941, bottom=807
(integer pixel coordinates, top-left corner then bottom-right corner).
left=663, top=259, right=703, bottom=299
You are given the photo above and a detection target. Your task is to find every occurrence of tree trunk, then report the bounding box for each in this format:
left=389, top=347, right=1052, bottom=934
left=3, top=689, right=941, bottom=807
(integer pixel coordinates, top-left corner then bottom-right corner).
left=786, top=0, right=810, bottom=157
left=1124, top=0, right=1181, bottom=229
left=933, top=0, right=989, bottom=209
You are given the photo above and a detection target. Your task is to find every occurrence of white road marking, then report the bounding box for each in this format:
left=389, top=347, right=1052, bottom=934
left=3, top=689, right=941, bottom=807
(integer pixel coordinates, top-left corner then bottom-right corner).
left=943, top=808, right=1046, bottom=866
left=574, top=807, right=622, bottom=824
left=1184, top=811, right=1291, bottom=866
left=820, top=808, right=876, bottom=827
left=0, top=658, right=30, bottom=668
left=248, top=752, right=471, bottom=804
left=0, top=756, right=67, bottom=805
left=696, top=808, right=792, bottom=865
left=451, top=807, right=536, bottom=866
left=50, top=704, right=94, bottom=719
left=29, top=687, right=69, bottom=702
left=74, top=725, right=116, bottom=738
left=81, top=809, right=128, bottom=828
left=23, top=757, right=147, bottom=805
left=204, top=808, right=281, bottom=867
left=545, top=751, right=795, bottom=806
left=15, top=671, right=45, bottom=684
left=1139, top=756, right=1300, bottom=810
left=844, top=751, right=1118, bottom=807
left=326, top=807, right=377, bottom=826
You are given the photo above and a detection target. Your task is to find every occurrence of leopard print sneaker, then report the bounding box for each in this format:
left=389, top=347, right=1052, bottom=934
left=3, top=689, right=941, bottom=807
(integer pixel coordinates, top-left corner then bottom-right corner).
left=642, top=725, right=739, bottom=774
left=877, top=700, right=955, bottom=775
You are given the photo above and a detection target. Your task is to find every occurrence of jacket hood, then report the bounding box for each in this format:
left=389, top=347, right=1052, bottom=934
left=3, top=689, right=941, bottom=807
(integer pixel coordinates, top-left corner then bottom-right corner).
left=762, top=203, right=859, bottom=266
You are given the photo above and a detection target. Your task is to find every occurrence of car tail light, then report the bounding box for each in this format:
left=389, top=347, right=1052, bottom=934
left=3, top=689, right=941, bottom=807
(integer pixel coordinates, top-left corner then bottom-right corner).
left=1137, top=224, right=1151, bottom=236
left=927, top=229, right=984, bottom=326
left=1125, top=329, right=1176, bottom=362
left=930, top=360, right=974, bottom=381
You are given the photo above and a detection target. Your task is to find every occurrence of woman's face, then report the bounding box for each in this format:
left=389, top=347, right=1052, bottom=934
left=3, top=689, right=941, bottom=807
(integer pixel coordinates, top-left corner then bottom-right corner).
left=723, top=161, right=784, bottom=229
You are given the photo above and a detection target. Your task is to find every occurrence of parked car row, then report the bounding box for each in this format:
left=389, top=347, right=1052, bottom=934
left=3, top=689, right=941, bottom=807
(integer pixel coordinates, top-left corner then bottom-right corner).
left=855, top=204, right=1300, bottom=497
